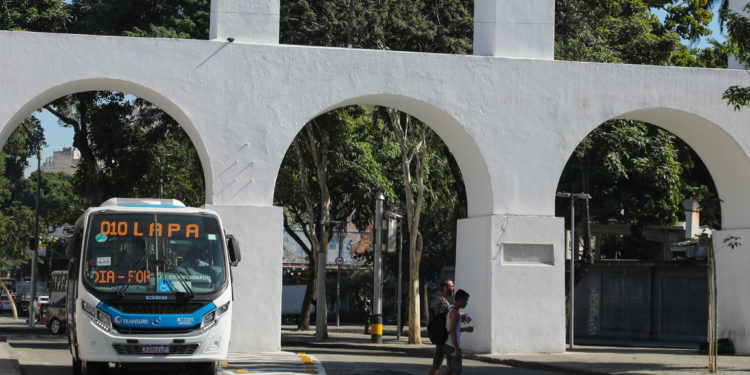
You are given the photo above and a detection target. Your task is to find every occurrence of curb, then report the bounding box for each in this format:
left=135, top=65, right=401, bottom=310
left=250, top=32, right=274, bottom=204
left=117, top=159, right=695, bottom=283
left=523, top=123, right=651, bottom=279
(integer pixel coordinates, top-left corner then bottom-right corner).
left=0, top=338, right=22, bottom=375
left=281, top=337, right=605, bottom=375
left=470, top=356, right=608, bottom=375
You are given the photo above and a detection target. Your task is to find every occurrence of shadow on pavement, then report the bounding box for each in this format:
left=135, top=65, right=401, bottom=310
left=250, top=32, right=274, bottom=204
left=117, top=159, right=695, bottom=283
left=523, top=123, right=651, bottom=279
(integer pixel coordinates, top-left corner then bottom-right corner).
left=9, top=341, right=67, bottom=350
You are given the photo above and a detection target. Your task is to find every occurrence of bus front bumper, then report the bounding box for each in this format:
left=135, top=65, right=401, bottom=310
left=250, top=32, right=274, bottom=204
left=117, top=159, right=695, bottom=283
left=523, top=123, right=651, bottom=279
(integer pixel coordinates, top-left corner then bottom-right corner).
left=75, top=310, right=232, bottom=363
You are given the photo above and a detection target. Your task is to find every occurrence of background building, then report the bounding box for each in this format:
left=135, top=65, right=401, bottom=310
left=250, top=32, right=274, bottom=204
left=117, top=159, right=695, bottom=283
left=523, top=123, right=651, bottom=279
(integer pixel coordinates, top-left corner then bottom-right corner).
left=40, top=147, right=79, bottom=175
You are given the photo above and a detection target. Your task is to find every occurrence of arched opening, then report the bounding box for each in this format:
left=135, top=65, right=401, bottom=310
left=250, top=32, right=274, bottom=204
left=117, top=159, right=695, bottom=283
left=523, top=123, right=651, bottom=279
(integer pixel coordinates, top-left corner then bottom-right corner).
left=0, top=84, right=206, bottom=300
left=1, top=79, right=213, bottom=202
left=274, top=96, right=480, bottom=344
left=556, top=108, right=731, bottom=346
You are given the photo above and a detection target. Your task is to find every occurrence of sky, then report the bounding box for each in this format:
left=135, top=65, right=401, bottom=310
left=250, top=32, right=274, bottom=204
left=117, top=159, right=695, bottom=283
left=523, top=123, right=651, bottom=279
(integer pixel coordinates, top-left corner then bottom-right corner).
left=22, top=4, right=729, bottom=177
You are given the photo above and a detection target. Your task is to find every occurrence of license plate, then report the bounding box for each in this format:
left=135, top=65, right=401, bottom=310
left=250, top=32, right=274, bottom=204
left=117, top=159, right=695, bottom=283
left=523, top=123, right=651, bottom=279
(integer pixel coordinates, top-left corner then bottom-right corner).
left=142, top=344, right=169, bottom=354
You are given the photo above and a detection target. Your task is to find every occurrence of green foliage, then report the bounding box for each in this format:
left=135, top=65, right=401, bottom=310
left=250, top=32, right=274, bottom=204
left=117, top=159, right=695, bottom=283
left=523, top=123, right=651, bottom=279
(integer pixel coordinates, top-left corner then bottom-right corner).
left=555, top=0, right=724, bottom=262
left=0, top=0, right=71, bottom=32
left=559, top=121, right=684, bottom=226
left=671, top=39, right=729, bottom=67
left=69, top=0, right=209, bottom=39
left=275, top=106, right=394, bottom=236
left=556, top=0, right=677, bottom=64
left=556, top=0, right=724, bottom=65
left=281, top=0, right=472, bottom=54
left=45, top=92, right=205, bottom=207
left=722, top=2, right=750, bottom=110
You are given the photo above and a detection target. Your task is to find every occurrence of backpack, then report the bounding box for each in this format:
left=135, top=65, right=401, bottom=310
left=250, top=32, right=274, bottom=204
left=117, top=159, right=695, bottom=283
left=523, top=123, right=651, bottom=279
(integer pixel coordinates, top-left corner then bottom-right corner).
left=427, top=306, right=453, bottom=345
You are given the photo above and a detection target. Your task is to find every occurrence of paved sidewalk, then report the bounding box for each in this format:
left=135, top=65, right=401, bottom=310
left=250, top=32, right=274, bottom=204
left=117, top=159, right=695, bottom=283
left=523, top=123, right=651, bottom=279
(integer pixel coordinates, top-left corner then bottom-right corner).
left=282, top=324, right=750, bottom=375
left=2, top=315, right=747, bottom=375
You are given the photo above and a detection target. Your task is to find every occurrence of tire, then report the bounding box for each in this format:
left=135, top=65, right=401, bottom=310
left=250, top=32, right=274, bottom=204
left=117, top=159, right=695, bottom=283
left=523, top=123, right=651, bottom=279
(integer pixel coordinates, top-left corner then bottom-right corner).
left=191, top=361, right=217, bottom=375
left=72, top=357, right=82, bottom=375
left=50, top=318, right=63, bottom=335
left=81, top=360, right=108, bottom=375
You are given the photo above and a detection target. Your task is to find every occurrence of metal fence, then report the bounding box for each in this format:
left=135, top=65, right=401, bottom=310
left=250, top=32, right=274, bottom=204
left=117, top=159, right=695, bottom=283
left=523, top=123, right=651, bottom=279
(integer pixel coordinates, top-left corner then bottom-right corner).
left=574, top=262, right=707, bottom=343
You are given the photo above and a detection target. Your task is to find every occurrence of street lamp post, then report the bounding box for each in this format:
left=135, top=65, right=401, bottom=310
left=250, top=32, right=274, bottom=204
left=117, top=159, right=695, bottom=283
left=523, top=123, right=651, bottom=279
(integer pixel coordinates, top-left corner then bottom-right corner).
left=335, top=222, right=345, bottom=327
left=556, top=191, right=592, bottom=350
left=384, top=210, right=403, bottom=339
left=555, top=192, right=573, bottom=348
left=28, top=149, right=42, bottom=328
left=371, top=192, right=385, bottom=343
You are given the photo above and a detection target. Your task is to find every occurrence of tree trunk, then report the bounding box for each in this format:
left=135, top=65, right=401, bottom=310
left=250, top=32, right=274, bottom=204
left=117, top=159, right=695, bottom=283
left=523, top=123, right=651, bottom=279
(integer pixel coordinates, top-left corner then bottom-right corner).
left=316, top=128, right=331, bottom=338
left=408, top=244, right=422, bottom=343
left=44, top=93, right=101, bottom=204
left=387, top=109, right=431, bottom=344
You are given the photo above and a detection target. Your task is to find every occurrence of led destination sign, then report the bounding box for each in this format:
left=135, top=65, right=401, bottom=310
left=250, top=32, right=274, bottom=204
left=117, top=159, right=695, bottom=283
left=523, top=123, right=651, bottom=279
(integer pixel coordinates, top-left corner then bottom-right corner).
left=98, top=221, right=200, bottom=238
left=92, top=269, right=152, bottom=285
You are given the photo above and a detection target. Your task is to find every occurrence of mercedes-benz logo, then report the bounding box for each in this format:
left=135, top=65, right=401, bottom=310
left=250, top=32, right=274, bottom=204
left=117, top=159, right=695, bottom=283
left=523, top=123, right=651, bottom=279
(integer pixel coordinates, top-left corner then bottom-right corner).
left=151, top=317, right=161, bottom=326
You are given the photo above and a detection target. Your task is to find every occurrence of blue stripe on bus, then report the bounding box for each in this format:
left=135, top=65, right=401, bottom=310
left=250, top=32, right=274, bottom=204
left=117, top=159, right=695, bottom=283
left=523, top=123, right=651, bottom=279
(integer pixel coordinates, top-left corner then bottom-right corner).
left=97, top=302, right=216, bottom=329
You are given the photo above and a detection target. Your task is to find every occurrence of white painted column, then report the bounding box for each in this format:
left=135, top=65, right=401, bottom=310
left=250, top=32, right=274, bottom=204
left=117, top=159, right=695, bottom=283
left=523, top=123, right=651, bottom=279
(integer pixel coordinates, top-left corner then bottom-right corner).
left=205, top=204, right=283, bottom=352
left=713, top=229, right=750, bottom=354
left=729, top=0, right=748, bottom=69
left=473, top=0, right=555, bottom=59
left=210, top=0, right=279, bottom=44
left=455, top=214, right=565, bottom=354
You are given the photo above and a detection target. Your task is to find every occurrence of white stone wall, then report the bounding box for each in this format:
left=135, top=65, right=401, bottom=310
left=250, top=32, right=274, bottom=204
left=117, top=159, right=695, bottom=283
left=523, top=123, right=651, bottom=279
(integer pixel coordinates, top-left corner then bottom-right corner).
left=473, top=0, right=555, bottom=59
left=2, top=30, right=750, bottom=354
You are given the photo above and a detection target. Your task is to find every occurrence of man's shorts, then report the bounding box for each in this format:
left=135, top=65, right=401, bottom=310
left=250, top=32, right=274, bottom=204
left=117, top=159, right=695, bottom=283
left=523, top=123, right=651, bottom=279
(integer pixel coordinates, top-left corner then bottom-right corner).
left=444, top=346, right=462, bottom=373
left=432, top=344, right=446, bottom=367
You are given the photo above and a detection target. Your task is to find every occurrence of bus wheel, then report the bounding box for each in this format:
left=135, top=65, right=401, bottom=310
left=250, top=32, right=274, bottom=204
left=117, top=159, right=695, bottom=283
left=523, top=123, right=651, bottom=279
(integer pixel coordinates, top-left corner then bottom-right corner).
left=72, top=358, right=82, bottom=375
left=81, top=361, right=108, bottom=375
left=191, top=361, right=217, bottom=375
left=50, top=318, right=63, bottom=335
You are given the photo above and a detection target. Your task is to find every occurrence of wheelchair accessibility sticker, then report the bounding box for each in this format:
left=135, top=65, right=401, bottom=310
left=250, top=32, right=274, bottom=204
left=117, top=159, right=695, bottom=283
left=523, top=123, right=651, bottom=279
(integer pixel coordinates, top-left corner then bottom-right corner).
left=158, top=280, right=173, bottom=292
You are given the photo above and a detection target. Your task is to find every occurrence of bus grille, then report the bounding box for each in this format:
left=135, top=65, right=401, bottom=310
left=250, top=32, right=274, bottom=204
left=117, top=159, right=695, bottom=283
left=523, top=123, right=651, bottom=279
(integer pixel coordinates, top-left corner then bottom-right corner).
left=107, top=302, right=206, bottom=314
left=112, top=343, right=199, bottom=355
left=113, top=326, right=198, bottom=335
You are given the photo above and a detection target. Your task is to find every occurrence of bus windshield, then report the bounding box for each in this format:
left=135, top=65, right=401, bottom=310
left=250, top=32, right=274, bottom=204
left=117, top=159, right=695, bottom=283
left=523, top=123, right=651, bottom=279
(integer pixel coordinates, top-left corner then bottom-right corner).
left=83, top=213, right=227, bottom=295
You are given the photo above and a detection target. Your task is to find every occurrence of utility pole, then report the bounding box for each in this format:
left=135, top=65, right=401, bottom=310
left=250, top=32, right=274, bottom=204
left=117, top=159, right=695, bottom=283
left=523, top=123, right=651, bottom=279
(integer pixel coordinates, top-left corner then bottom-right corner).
left=336, top=222, right=344, bottom=327
left=28, top=149, right=41, bottom=328
left=371, top=192, right=385, bottom=343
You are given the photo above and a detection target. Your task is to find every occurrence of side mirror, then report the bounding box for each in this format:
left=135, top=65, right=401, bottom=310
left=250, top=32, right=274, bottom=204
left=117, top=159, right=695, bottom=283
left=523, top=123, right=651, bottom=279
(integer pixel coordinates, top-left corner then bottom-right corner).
left=227, top=234, right=241, bottom=266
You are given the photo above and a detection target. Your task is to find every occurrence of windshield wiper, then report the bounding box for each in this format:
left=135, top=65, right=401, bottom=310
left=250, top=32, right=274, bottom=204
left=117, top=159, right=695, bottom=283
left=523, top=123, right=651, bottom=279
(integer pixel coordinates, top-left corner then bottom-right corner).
left=116, top=254, right=151, bottom=298
left=160, top=257, right=194, bottom=299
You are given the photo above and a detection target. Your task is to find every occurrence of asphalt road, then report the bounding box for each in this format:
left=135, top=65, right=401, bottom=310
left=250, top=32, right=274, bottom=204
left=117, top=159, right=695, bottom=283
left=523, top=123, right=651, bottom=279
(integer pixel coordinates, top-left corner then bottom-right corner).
left=0, top=314, right=562, bottom=375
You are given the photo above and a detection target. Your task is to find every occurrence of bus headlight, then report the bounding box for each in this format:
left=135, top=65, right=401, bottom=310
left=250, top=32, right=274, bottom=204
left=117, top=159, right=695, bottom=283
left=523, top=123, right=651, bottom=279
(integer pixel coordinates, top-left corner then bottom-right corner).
left=201, top=310, right=217, bottom=331
left=217, top=302, right=230, bottom=316
left=82, top=300, right=95, bottom=316
left=95, top=309, right=112, bottom=331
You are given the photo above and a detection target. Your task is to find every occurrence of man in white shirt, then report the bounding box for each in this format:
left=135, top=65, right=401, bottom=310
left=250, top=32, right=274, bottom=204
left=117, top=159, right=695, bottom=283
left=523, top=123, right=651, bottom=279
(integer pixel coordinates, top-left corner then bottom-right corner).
left=444, top=289, right=472, bottom=375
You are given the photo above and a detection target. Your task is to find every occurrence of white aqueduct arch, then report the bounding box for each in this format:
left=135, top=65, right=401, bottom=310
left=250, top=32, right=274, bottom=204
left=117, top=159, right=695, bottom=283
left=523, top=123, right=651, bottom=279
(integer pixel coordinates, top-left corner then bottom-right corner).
left=0, top=78, right=215, bottom=202
left=284, top=94, right=493, bottom=218
left=2, top=0, right=750, bottom=355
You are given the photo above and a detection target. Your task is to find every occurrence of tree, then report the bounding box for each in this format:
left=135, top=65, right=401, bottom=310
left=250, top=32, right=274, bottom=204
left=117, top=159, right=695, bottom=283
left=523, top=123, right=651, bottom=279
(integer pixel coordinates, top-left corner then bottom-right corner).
left=274, top=106, right=393, bottom=331
left=555, top=0, right=725, bottom=257
left=44, top=92, right=204, bottom=207
left=69, top=0, right=209, bottom=39
left=0, top=120, right=46, bottom=263
left=0, top=0, right=71, bottom=32
left=723, top=2, right=750, bottom=109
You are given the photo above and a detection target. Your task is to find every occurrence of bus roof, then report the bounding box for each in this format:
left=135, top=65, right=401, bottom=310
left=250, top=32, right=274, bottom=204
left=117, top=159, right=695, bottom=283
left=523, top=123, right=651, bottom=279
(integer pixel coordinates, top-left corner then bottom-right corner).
left=100, top=198, right=186, bottom=208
